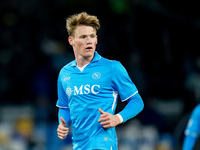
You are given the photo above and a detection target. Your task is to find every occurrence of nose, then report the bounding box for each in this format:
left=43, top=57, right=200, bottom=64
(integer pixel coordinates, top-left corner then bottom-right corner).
left=86, top=37, right=92, bottom=44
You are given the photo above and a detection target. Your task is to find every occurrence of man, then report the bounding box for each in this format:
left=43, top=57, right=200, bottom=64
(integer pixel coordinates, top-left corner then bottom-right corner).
left=56, top=12, right=144, bottom=150
left=183, top=104, right=200, bottom=150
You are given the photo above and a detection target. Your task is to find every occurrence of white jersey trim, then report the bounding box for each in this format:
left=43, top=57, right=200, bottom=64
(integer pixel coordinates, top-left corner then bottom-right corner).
left=112, top=91, right=118, bottom=112
left=121, top=91, right=138, bottom=102
left=56, top=105, right=69, bottom=109
left=77, top=64, right=88, bottom=72
left=116, top=114, right=123, bottom=123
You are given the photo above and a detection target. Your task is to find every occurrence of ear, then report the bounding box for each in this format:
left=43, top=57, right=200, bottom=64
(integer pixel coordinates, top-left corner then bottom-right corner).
left=95, top=35, right=98, bottom=45
left=68, top=36, right=73, bottom=46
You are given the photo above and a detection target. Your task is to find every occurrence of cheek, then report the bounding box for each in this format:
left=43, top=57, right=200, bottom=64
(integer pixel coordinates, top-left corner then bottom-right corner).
left=75, top=40, right=83, bottom=47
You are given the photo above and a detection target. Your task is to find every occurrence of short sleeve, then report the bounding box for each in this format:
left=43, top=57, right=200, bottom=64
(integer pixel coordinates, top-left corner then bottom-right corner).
left=111, top=61, right=138, bottom=101
left=56, top=73, right=69, bottom=108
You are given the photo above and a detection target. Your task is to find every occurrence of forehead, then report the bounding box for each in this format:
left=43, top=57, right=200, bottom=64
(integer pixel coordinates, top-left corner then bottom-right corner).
left=74, top=25, right=96, bottom=36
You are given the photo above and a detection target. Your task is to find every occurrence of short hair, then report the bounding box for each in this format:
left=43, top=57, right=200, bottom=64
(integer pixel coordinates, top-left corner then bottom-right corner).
left=66, top=12, right=100, bottom=37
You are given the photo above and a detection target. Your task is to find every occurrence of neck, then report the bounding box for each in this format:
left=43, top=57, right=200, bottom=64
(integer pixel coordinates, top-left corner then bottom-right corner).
left=75, top=55, right=94, bottom=67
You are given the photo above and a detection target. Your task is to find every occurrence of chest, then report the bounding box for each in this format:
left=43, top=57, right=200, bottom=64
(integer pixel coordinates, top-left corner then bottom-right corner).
left=61, top=66, right=112, bottom=98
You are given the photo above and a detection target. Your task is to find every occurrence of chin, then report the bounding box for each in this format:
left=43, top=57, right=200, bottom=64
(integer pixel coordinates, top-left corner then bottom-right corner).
left=85, top=50, right=94, bottom=56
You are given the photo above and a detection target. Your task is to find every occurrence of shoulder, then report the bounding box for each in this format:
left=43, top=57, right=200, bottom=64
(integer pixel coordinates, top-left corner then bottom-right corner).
left=59, top=60, right=75, bottom=75
left=194, top=104, right=200, bottom=113
left=100, top=57, right=127, bottom=74
left=190, top=104, right=200, bottom=120
left=99, top=56, right=120, bottom=68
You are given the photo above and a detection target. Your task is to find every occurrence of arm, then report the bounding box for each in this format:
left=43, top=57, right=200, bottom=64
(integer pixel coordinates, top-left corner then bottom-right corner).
left=58, top=108, right=71, bottom=126
left=57, top=108, right=71, bottom=139
left=182, top=135, right=196, bottom=150
left=182, top=104, right=200, bottom=150
left=118, top=92, right=144, bottom=123
left=99, top=62, right=144, bottom=127
left=98, top=92, right=144, bottom=127
left=56, top=73, right=71, bottom=139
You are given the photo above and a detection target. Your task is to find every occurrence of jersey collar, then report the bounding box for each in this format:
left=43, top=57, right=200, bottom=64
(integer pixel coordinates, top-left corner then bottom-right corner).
left=71, top=51, right=101, bottom=67
left=91, top=51, right=101, bottom=63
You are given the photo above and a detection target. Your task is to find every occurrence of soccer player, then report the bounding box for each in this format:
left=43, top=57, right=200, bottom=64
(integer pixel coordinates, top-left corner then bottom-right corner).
left=56, top=12, right=144, bottom=150
left=182, top=104, right=200, bottom=150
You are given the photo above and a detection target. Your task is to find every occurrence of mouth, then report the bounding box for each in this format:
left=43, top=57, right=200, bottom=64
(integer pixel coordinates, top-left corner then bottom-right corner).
left=86, top=46, right=93, bottom=50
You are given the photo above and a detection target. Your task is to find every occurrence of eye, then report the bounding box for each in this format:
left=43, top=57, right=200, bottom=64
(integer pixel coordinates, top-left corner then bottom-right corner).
left=91, top=35, right=96, bottom=38
left=80, top=35, right=86, bottom=39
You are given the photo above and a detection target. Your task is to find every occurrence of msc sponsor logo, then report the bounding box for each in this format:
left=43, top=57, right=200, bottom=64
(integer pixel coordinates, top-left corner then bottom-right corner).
left=66, top=84, right=100, bottom=97
left=66, top=87, right=73, bottom=97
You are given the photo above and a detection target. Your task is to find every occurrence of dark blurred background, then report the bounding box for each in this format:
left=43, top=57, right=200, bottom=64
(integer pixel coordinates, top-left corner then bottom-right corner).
left=1, top=0, right=200, bottom=150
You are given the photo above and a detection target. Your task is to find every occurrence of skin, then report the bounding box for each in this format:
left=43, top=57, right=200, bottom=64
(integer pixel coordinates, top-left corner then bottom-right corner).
left=68, top=25, right=98, bottom=68
left=57, top=25, right=121, bottom=140
left=57, top=117, right=68, bottom=139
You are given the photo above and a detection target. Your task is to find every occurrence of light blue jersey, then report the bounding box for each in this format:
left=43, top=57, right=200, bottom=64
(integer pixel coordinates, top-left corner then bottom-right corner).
left=185, top=104, right=200, bottom=138
left=183, top=104, right=200, bottom=150
left=56, top=52, right=138, bottom=150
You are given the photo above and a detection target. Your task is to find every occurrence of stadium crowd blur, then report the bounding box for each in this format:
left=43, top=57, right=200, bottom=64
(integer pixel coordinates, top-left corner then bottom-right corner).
left=1, top=0, right=200, bottom=150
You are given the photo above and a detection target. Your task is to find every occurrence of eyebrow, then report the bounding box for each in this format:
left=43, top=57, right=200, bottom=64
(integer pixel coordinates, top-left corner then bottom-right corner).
left=79, top=33, right=96, bottom=37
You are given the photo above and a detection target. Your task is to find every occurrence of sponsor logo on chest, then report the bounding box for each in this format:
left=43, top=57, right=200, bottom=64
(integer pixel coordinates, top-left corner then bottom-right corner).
left=66, top=84, right=100, bottom=97
left=65, top=72, right=102, bottom=97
